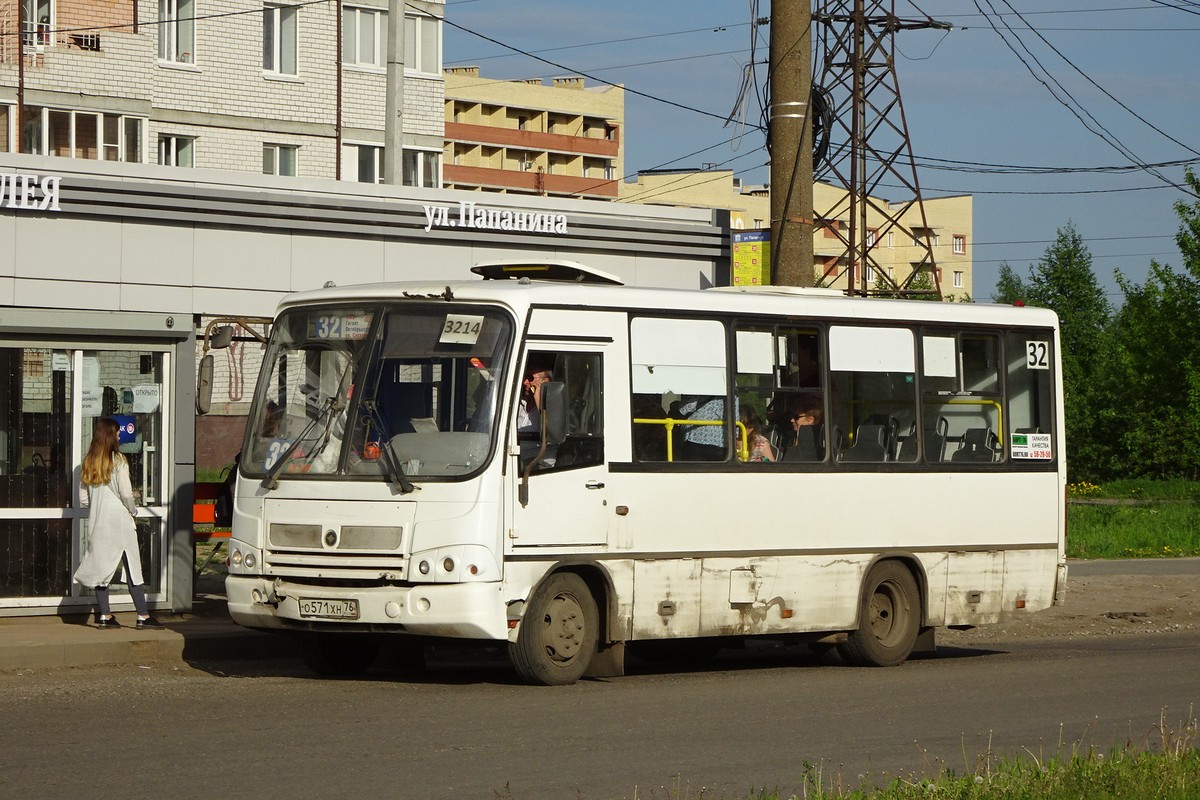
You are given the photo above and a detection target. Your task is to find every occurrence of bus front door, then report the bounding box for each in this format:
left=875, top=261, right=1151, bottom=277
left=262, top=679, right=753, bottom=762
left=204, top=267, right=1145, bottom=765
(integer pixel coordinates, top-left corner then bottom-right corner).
left=510, top=313, right=626, bottom=548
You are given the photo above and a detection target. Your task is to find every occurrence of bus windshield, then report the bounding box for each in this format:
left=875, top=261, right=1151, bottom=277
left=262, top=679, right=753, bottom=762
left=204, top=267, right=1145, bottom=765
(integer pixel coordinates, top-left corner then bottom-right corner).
left=243, top=303, right=514, bottom=481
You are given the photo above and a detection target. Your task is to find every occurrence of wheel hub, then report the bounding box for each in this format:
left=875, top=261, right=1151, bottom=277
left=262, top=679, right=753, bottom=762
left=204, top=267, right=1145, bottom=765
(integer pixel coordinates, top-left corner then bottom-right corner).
left=542, top=593, right=585, bottom=662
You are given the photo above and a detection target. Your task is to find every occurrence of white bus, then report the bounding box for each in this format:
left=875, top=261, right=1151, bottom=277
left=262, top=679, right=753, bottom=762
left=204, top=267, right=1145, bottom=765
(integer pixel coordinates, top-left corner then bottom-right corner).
left=209, top=261, right=1067, bottom=685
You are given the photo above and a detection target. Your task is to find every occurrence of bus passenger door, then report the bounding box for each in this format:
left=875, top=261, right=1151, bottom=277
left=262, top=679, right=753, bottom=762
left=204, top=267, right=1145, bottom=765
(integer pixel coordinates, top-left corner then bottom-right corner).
left=510, top=313, right=626, bottom=547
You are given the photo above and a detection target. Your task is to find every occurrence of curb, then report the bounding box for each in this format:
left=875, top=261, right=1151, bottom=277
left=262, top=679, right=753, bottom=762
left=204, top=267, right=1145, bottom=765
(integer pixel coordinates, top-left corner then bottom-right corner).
left=0, top=595, right=296, bottom=672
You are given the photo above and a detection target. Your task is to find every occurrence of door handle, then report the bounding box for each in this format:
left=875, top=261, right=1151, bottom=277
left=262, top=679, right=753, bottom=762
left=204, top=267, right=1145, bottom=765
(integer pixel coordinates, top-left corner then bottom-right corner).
left=585, top=480, right=605, bottom=490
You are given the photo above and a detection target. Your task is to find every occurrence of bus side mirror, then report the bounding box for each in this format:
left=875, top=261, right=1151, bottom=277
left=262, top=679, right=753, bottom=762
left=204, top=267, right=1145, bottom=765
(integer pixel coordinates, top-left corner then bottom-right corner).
left=542, top=382, right=567, bottom=445
left=196, top=353, right=214, bottom=415
left=210, top=326, right=234, bottom=349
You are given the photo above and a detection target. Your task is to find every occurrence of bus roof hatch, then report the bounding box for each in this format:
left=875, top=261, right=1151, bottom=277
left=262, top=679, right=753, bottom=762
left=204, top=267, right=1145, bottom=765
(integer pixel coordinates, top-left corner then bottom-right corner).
left=471, top=260, right=624, bottom=286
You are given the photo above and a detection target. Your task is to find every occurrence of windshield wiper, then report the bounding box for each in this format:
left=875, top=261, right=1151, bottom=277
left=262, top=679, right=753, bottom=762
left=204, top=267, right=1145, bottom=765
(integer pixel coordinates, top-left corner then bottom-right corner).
left=261, top=396, right=342, bottom=490
left=361, top=398, right=416, bottom=494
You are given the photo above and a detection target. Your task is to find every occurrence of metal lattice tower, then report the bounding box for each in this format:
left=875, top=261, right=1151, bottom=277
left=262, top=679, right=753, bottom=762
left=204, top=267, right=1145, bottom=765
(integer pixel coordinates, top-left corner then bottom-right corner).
left=813, top=0, right=948, bottom=298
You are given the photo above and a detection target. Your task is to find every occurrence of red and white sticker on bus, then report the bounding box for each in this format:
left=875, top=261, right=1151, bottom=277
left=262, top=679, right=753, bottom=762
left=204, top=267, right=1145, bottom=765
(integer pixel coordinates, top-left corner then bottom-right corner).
left=1011, top=432, right=1053, bottom=460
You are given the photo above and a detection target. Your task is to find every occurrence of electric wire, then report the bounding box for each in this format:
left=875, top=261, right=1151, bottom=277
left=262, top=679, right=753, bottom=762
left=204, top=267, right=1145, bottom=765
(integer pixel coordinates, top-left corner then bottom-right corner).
left=972, top=0, right=1195, bottom=197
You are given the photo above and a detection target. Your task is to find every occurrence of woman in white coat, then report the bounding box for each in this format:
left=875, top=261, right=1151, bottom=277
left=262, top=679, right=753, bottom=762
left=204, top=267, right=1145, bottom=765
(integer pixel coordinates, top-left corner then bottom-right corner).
left=73, top=417, right=162, bottom=629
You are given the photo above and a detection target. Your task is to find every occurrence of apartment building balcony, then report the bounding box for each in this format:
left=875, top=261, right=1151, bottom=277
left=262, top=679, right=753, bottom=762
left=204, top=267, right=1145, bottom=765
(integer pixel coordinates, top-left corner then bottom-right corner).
left=443, top=163, right=618, bottom=199
left=445, top=121, right=619, bottom=159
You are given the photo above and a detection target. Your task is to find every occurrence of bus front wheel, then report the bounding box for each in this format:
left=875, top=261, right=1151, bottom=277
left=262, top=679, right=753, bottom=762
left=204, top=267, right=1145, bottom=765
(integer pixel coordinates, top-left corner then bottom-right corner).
left=510, top=572, right=598, bottom=686
left=296, top=632, right=381, bottom=677
left=839, top=561, right=920, bottom=667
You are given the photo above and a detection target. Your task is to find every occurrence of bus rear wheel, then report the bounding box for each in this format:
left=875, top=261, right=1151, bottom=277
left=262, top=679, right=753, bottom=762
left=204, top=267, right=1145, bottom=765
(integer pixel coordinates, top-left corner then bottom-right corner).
left=839, top=561, right=920, bottom=667
left=510, top=572, right=598, bottom=686
left=296, top=632, right=381, bottom=677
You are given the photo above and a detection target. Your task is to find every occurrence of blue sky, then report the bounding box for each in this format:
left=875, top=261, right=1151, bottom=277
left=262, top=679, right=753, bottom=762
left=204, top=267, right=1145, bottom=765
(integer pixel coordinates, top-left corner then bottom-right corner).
left=442, top=1, right=1200, bottom=302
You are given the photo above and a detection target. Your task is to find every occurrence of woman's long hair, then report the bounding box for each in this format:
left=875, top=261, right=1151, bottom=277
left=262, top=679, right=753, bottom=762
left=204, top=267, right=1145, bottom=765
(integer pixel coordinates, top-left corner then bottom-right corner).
left=82, top=418, right=124, bottom=486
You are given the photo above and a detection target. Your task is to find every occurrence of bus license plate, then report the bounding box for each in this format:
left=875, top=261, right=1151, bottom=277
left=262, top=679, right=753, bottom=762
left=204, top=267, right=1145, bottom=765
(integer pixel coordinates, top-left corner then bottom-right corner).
left=298, top=598, right=360, bottom=620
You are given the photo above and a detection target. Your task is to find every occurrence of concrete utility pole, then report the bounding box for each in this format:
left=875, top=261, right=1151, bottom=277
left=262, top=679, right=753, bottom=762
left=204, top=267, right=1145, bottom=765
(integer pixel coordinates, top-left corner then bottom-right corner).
left=769, top=0, right=815, bottom=287
left=383, top=0, right=405, bottom=184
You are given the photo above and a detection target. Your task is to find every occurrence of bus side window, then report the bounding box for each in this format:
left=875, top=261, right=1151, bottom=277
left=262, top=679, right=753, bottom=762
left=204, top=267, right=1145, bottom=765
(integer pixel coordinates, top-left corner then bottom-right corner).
left=1004, top=331, right=1057, bottom=464
left=921, top=332, right=1003, bottom=464
left=631, top=317, right=730, bottom=463
left=829, top=325, right=917, bottom=465
left=520, top=351, right=604, bottom=472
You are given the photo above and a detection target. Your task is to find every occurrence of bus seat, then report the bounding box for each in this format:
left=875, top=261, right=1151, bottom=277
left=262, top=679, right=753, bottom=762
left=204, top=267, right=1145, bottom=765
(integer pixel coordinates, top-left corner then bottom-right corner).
left=783, top=425, right=821, bottom=462
left=926, top=416, right=949, bottom=463
left=951, top=427, right=997, bottom=463
left=839, top=423, right=889, bottom=463
left=895, top=421, right=917, bottom=462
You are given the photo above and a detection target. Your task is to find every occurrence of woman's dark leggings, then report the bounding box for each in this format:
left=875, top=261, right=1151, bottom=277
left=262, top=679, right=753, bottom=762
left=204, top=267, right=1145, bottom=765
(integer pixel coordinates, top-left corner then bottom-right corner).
left=95, top=554, right=149, bottom=617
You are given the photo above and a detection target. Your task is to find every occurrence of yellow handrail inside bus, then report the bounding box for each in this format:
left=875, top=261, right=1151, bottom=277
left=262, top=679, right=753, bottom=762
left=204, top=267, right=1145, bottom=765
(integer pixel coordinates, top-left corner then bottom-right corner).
left=934, top=397, right=1004, bottom=440
left=632, top=418, right=749, bottom=462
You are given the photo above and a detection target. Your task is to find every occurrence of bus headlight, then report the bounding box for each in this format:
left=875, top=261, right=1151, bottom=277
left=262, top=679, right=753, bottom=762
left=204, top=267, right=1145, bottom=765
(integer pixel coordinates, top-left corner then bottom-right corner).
left=408, top=545, right=498, bottom=583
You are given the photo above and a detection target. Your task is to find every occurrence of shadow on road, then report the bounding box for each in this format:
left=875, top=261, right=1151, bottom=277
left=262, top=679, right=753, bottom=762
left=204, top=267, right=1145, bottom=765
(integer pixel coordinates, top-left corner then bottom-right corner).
left=180, top=635, right=1010, bottom=685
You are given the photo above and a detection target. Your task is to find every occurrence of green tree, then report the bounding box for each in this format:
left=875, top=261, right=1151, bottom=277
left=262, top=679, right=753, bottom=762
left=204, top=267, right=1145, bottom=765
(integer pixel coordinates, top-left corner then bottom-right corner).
left=991, top=261, right=1026, bottom=305
left=995, top=223, right=1113, bottom=480
left=1108, top=169, right=1200, bottom=479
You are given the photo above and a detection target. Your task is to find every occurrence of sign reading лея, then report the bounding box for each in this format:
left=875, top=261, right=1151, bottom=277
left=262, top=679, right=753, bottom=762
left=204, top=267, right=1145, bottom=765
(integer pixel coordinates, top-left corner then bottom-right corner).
left=0, top=173, right=61, bottom=212
left=423, top=201, right=567, bottom=234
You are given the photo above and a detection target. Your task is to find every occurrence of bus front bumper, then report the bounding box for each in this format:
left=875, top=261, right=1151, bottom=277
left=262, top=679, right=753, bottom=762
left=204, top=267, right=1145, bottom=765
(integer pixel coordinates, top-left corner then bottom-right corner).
left=226, top=575, right=509, bottom=640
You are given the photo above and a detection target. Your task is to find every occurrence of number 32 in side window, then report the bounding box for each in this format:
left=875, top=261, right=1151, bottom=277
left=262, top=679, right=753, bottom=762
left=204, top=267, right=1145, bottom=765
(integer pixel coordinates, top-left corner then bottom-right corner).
left=1026, top=340, right=1049, bottom=370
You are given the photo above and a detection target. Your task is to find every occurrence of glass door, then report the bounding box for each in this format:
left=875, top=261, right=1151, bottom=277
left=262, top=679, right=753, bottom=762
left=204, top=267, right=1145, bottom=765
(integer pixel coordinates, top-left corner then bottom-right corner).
left=0, top=347, right=74, bottom=602
left=0, top=344, right=171, bottom=611
left=77, top=349, right=170, bottom=598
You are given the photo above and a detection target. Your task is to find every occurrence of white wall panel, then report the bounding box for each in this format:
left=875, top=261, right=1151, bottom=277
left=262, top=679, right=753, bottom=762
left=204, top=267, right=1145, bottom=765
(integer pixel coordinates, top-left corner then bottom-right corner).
left=291, top=236, right=386, bottom=289
left=194, top=228, right=293, bottom=292
left=17, top=218, right=122, bottom=282
left=14, top=278, right=120, bottom=311
left=119, top=283, right=193, bottom=315
left=122, top=223, right=196, bottom=287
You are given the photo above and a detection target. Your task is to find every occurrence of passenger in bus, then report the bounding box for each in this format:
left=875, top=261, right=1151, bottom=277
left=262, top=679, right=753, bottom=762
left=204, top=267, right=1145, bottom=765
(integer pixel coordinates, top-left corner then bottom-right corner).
left=677, top=396, right=728, bottom=461
left=788, top=396, right=823, bottom=440
left=780, top=395, right=824, bottom=461
left=738, top=407, right=776, bottom=463
left=518, top=362, right=556, bottom=467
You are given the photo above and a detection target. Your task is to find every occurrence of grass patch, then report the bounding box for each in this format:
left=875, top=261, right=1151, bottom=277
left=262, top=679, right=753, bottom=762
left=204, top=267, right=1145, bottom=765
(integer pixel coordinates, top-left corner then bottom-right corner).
left=1084, top=479, right=1200, bottom=503
left=1066, top=480, right=1200, bottom=559
left=1068, top=503, right=1200, bottom=559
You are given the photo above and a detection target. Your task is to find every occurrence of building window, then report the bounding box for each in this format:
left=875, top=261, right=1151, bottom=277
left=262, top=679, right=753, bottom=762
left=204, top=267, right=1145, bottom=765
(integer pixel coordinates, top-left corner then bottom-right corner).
left=341, top=143, right=381, bottom=183
left=405, top=13, right=440, bottom=75
left=159, top=135, right=195, bottom=167
left=953, top=234, right=966, bottom=255
left=22, top=0, right=53, bottom=49
left=159, top=0, right=195, bottom=63
left=342, top=5, right=384, bottom=68
left=953, top=270, right=964, bottom=289
left=263, top=144, right=298, bottom=176
left=342, top=144, right=439, bottom=185
left=263, top=4, right=298, bottom=75
left=19, top=107, right=144, bottom=162
left=911, top=230, right=923, bottom=247
left=864, top=264, right=875, bottom=284
left=886, top=232, right=894, bottom=248
left=402, top=149, right=439, bottom=188
left=866, top=228, right=877, bottom=248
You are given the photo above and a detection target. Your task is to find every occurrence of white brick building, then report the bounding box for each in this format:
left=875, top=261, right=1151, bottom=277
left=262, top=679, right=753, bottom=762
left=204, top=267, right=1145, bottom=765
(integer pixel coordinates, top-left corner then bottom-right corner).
left=0, top=0, right=446, bottom=184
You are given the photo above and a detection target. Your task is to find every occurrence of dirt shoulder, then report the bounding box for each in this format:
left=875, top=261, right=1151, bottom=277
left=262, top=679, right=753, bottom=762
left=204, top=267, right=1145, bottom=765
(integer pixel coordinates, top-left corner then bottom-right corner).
left=939, top=569, right=1200, bottom=646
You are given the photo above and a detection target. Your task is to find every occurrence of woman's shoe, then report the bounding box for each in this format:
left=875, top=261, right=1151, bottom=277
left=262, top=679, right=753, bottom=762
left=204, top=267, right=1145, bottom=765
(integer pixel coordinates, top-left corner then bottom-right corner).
left=97, top=615, right=121, bottom=629
left=136, top=616, right=164, bottom=630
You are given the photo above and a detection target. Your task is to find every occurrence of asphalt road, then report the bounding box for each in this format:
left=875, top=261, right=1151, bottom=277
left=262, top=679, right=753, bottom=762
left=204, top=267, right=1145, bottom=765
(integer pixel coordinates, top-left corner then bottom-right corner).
left=3, top=627, right=1199, bottom=800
